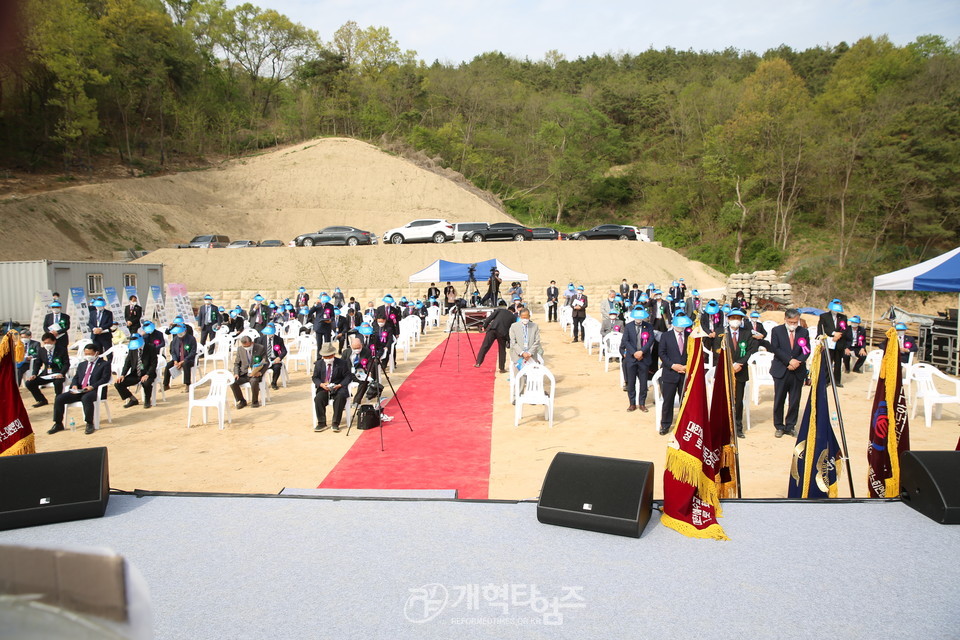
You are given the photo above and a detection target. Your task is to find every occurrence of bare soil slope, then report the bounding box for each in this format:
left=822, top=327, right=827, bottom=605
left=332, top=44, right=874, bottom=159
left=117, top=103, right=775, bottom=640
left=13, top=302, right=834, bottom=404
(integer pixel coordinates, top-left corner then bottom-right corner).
left=1, top=138, right=515, bottom=261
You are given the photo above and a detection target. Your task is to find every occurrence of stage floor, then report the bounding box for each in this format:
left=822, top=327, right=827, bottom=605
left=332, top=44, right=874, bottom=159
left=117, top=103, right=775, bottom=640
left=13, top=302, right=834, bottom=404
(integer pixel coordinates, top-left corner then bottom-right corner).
left=1, top=495, right=958, bottom=639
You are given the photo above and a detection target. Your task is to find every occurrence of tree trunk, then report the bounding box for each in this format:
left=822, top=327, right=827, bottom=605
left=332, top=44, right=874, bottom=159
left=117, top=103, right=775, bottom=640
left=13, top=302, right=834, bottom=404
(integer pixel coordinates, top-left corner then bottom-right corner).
left=734, top=176, right=748, bottom=265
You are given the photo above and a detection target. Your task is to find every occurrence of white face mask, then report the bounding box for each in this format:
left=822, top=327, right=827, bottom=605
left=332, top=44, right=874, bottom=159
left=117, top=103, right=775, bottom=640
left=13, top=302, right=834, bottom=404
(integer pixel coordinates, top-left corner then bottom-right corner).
left=351, top=349, right=361, bottom=356
left=323, top=357, right=335, bottom=365
left=44, top=343, right=55, bottom=352
left=84, top=354, right=96, bottom=362
left=729, top=320, right=742, bottom=330
left=786, top=323, right=798, bottom=332
left=520, top=318, right=530, bottom=325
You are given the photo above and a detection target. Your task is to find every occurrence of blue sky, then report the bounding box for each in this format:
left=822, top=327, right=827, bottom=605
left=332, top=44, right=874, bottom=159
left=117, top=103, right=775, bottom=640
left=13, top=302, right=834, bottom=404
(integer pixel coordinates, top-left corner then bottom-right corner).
left=228, top=0, right=960, bottom=64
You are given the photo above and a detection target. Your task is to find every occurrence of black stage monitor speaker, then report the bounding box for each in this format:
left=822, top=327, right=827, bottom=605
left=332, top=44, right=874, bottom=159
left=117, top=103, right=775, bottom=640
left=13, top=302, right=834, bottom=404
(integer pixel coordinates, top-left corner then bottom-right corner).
left=899, top=450, right=960, bottom=524
left=538, top=452, right=653, bottom=538
left=0, top=447, right=110, bottom=531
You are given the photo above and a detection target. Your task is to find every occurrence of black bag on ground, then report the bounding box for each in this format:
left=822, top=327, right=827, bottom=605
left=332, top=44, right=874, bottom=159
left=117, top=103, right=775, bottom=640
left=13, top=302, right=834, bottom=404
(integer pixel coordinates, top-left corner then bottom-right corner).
left=358, top=405, right=381, bottom=430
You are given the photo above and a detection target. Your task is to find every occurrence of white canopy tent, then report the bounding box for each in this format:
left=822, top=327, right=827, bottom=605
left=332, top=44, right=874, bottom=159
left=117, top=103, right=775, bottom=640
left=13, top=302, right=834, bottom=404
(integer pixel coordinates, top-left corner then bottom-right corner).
left=871, top=247, right=960, bottom=374
left=408, top=259, right=528, bottom=284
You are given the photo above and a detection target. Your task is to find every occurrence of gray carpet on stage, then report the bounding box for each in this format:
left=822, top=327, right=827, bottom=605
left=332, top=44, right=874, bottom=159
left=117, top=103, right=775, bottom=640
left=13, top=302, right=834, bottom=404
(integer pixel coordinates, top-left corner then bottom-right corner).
left=1, top=496, right=957, bottom=639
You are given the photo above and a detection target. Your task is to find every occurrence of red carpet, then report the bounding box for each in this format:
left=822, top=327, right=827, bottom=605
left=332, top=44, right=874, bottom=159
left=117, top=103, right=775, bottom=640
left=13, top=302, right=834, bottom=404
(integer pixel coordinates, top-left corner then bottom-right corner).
left=319, top=333, right=495, bottom=499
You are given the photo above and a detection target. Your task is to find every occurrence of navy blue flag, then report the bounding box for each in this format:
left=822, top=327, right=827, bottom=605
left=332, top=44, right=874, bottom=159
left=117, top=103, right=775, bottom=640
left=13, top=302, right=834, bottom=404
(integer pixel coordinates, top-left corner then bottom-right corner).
left=788, top=340, right=843, bottom=498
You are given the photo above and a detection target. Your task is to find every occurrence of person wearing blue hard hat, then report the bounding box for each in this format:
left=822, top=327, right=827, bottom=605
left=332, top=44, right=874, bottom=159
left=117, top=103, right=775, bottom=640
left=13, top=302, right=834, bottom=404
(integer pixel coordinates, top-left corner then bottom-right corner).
left=87, top=296, right=114, bottom=362
left=249, top=294, right=269, bottom=333
left=746, top=310, right=768, bottom=343
left=700, top=299, right=724, bottom=352
left=658, top=313, right=692, bottom=435
left=231, top=335, right=268, bottom=409
left=44, top=299, right=71, bottom=348
left=571, top=286, right=588, bottom=343
left=226, top=309, right=244, bottom=335
left=48, top=342, right=110, bottom=436
left=308, top=294, right=337, bottom=352
left=295, top=287, right=310, bottom=310
left=114, top=332, right=158, bottom=409
left=770, top=308, right=811, bottom=438
left=139, top=320, right=166, bottom=351
left=426, top=282, right=441, bottom=306
left=375, top=294, right=401, bottom=338
left=163, top=324, right=197, bottom=392
left=818, top=299, right=849, bottom=387
left=197, top=294, right=220, bottom=345
left=881, top=322, right=918, bottom=365
left=563, top=283, right=575, bottom=308
left=622, top=306, right=654, bottom=412
left=24, top=331, right=70, bottom=408
left=669, top=280, right=686, bottom=304
left=843, top=315, right=868, bottom=374
left=256, top=323, right=287, bottom=390
left=687, top=289, right=702, bottom=313
left=725, top=309, right=756, bottom=438
left=648, top=289, right=669, bottom=334
left=332, top=287, right=345, bottom=307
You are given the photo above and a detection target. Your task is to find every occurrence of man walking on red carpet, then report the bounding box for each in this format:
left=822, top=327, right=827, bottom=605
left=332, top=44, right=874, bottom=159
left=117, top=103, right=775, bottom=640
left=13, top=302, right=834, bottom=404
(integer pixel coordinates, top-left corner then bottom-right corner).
left=474, top=302, right=514, bottom=373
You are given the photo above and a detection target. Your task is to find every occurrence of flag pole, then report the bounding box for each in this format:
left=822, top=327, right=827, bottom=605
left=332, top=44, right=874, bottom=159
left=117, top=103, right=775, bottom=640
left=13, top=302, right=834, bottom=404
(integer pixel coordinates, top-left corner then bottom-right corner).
left=819, top=341, right=856, bottom=498
left=725, top=340, right=742, bottom=498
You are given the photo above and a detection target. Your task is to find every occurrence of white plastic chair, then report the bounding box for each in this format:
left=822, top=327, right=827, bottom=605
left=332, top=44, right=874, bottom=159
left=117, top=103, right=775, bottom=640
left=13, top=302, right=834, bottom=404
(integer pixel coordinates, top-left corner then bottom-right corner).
left=559, top=305, right=573, bottom=334
left=64, top=382, right=112, bottom=431
left=203, top=335, right=234, bottom=374
left=600, top=332, right=622, bottom=371
left=237, top=328, right=261, bottom=342
left=426, top=306, right=441, bottom=328
left=186, top=370, right=233, bottom=429
left=507, top=353, right=544, bottom=404
left=652, top=369, right=679, bottom=432
left=864, top=349, right=884, bottom=399
left=101, top=344, right=128, bottom=378
left=908, top=363, right=960, bottom=428
left=513, top=363, right=555, bottom=428
left=238, top=375, right=270, bottom=406
left=286, top=335, right=316, bottom=373
left=268, top=362, right=289, bottom=389
left=582, top=318, right=603, bottom=354
left=310, top=381, right=357, bottom=426
left=747, top=351, right=775, bottom=405
left=762, top=320, right=778, bottom=337
left=280, top=319, right=302, bottom=340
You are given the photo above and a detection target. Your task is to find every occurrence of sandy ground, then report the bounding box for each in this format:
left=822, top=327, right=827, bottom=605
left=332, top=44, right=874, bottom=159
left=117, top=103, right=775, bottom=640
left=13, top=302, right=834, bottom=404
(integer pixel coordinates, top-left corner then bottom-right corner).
left=21, top=309, right=960, bottom=500
left=2, top=138, right=514, bottom=261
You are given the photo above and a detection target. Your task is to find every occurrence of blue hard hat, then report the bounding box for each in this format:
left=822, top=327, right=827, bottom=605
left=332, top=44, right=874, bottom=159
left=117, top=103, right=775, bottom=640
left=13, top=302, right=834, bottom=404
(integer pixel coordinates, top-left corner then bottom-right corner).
left=850, top=315, right=861, bottom=324
left=269, top=302, right=277, bottom=309
left=653, top=289, right=662, bottom=295
left=230, top=310, right=239, bottom=318
left=704, top=301, right=721, bottom=315
left=672, top=314, right=693, bottom=329
left=383, top=295, right=394, bottom=304
left=676, top=301, right=686, bottom=309
left=261, top=324, right=276, bottom=335
left=335, top=288, right=341, bottom=293
left=829, top=302, right=844, bottom=313
left=204, top=294, right=212, bottom=300
left=691, top=289, right=700, bottom=296
left=429, top=296, right=436, bottom=302
left=254, top=294, right=264, bottom=302
left=218, top=306, right=225, bottom=313
left=285, top=304, right=294, bottom=311
left=91, top=298, right=106, bottom=308
left=128, top=336, right=144, bottom=349
left=400, top=296, right=408, bottom=303
left=143, top=321, right=155, bottom=331
left=577, top=285, right=584, bottom=291
left=615, top=295, right=623, bottom=301
left=170, top=325, right=185, bottom=335
left=639, top=294, right=649, bottom=303
left=750, top=311, right=761, bottom=318
left=358, top=322, right=373, bottom=336
left=416, top=301, right=423, bottom=309
left=320, top=295, right=331, bottom=304
left=895, top=323, right=907, bottom=331
left=298, top=287, right=306, bottom=293
left=721, top=304, right=731, bottom=314
left=50, top=301, right=62, bottom=308
left=631, top=307, right=649, bottom=320
left=666, top=294, right=674, bottom=302
left=334, top=308, right=342, bottom=316
left=727, top=309, right=746, bottom=318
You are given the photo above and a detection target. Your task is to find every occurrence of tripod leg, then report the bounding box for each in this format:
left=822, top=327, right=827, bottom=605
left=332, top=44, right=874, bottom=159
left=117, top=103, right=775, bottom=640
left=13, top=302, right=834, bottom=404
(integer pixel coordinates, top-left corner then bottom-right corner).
left=380, top=367, right=413, bottom=432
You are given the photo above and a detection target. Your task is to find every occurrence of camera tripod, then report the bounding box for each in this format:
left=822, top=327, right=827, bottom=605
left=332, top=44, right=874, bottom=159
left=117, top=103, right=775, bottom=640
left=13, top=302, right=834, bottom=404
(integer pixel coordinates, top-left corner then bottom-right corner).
left=344, top=345, right=412, bottom=451
left=439, top=303, right=478, bottom=371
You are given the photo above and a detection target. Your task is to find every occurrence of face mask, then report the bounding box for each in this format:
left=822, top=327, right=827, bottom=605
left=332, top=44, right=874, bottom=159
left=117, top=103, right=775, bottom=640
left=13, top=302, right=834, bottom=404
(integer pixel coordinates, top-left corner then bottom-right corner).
left=377, top=323, right=386, bottom=329
left=323, top=357, right=335, bottom=364
left=21, top=337, right=29, bottom=344
left=84, top=354, right=96, bottom=362
left=729, top=320, right=741, bottom=330
left=897, top=330, right=905, bottom=337
left=44, top=343, right=55, bottom=351
left=351, top=349, right=361, bottom=356
left=786, top=323, right=798, bottom=332
left=110, top=326, right=118, bottom=333
left=520, top=318, right=530, bottom=325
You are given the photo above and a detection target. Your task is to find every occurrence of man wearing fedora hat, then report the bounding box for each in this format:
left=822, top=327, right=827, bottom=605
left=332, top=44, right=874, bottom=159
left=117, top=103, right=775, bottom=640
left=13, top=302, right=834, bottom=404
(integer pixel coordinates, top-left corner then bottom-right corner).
left=231, top=335, right=268, bottom=408
left=313, top=342, right=351, bottom=432
left=114, top=334, right=158, bottom=408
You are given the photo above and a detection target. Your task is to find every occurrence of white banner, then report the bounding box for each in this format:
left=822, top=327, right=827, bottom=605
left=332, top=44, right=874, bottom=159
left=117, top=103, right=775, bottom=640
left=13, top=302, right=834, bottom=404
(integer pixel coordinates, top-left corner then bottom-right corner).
left=30, top=290, right=53, bottom=337
left=67, top=287, right=90, bottom=342
left=103, top=287, right=130, bottom=337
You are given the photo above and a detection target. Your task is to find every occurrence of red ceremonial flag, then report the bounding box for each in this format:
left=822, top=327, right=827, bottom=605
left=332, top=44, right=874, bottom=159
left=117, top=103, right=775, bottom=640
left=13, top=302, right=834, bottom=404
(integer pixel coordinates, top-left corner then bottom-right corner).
left=867, top=327, right=910, bottom=498
left=711, top=342, right=739, bottom=499
left=661, top=334, right=729, bottom=540
left=0, top=331, right=36, bottom=456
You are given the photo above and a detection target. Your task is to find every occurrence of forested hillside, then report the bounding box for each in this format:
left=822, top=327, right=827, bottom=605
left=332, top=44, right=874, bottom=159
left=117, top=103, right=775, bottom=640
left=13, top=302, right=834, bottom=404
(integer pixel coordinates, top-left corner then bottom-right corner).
left=1, top=0, right=958, bottom=293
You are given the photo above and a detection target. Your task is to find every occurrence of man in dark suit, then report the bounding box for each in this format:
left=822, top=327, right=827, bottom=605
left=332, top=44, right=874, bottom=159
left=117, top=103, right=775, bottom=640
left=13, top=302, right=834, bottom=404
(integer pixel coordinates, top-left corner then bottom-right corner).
left=817, top=299, right=848, bottom=387
left=619, top=279, right=630, bottom=298
left=87, top=297, right=114, bottom=360
left=724, top=310, right=757, bottom=438
left=256, top=323, right=287, bottom=390
left=699, top=300, right=723, bottom=354
left=196, top=294, right=220, bottom=345
left=659, top=314, right=693, bottom=435
left=15, top=330, right=40, bottom=386
left=621, top=307, right=654, bottom=412
left=231, top=335, right=268, bottom=408
left=669, top=281, right=684, bottom=303
left=43, top=300, right=71, bottom=349
left=24, top=332, right=70, bottom=407
left=843, top=315, right=868, bottom=373
left=747, top=310, right=771, bottom=351
left=770, top=309, right=811, bottom=438
left=332, top=308, right=351, bottom=351
left=545, top=280, right=560, bottom=322
left=483, top=269, right=502, bottom=307
left=628, top=284, right=642, bottom=306
left=163, top=325, right=198, bottom=391
left=371, top=316, right=395, bottom=368
left=570, top=286, right=588, bottom=342
left=124, top=294, right=143, bottom=334
left=685, top=289, right=703, bottom=315
left=248, top=294, right=270, bottom=332
left=648, top=290, right=670, bottom=333
left=374, top=295, right=401, bottom=337
left=114, top=334, right=158, bottom=408
left=140, top=321, right=166, bottom=352
left=427, top=282, right=441, bottom=303
left=295, top=287, right=310, bottom=310
left=313, top=343, right=353, bottom=432
left=49, top=343, right=111, bottom=435
left=309, top=295, right=336, bottom=350
left=474, top=303, right=514, bottom=372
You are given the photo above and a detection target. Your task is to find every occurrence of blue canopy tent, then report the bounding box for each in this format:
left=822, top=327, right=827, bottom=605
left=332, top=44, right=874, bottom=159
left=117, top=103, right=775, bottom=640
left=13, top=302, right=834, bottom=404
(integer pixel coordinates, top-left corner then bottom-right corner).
left=872, top=246, right=960, bottom=374
left=408, top=259, right=528, bottom=284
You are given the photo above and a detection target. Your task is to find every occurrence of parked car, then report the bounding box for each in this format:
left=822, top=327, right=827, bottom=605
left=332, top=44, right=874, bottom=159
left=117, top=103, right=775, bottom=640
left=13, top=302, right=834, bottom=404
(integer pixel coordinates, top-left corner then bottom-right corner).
left=181, top=234, right=230, bottom=248
left=464, top=222, right=535, bottom=242
left=623, top=225, right=652, bottom=242
left=294, top=226, right=376, bottom=247
left=452, top=222, right=489, bottom=242
left=569, top=225, right=637, bottom=241
left=531, top=227, right=567, bottom=241
left=226, top=240, right=258, bottom=249
left=258, top=239, right=284, bottom=248
left=382, top=219, right=455, bottom=244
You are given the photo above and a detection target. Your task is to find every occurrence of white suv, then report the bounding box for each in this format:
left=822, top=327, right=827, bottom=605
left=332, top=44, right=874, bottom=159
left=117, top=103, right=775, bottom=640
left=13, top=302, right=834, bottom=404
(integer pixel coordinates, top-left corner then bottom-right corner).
left=382, top=219, right=455, bottom=244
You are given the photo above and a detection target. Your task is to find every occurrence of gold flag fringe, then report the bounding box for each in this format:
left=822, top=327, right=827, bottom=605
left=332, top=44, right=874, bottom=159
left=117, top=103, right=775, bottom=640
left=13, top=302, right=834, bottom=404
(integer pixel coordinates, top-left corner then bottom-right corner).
left=881, top=327, right=903, bottom=498
left=719, top=444, right=738, bottom=499
left=0, top=331, right=25, bottom=363
left=660, top=512, right=729, bottom=541
left=0, top=433, right=36, bottom=457
left=665, top=447, right=720, bottom=508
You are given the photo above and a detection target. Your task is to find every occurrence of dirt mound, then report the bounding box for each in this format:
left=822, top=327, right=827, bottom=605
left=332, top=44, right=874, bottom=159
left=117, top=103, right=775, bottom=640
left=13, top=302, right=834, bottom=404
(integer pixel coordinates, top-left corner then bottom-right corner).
left=0, top=138, right=514, bottom=261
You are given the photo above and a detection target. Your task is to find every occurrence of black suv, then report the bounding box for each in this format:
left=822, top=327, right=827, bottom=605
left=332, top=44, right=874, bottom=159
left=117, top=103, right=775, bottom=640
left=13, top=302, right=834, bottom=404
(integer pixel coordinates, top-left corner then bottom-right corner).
left=464, top=222, right=535, bottom=242
left=294, top=226, right=376, bottom=247
left=569, top=225, right=637, bottom=241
